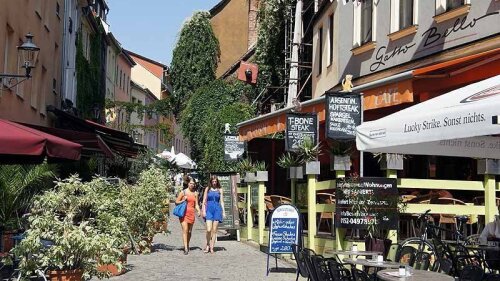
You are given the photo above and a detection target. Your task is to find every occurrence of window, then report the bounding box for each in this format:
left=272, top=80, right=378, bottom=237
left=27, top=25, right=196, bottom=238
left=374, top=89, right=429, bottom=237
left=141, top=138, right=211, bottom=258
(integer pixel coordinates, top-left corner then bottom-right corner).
left=436, top=0, right=468, bottom=15
left=69, top=17, right=73, bottom=34
left=39, top=66, right=47, bottom=115
left=390, top=0, right=418, bottom=34
left=56, top=2, right=60, bottom=18
left=328, top=14, right=334, bottom=66
left=317, top=26, right=323, bottom=75
left=119, top=69, right=122, bottom=88
left=53, top=78, right=57, bottom=94
left=360, top=0, right=373, bottom=44
left=3, top=25, right=14, bottom=87
left=353, top=0, right=376, bottom=47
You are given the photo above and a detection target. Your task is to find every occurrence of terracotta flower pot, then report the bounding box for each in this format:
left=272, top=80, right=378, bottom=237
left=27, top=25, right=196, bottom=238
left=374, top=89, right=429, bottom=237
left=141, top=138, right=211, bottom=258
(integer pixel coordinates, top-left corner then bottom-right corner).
left=1, top=230, right=16, bottom=253
left=48, top=269, right=83, bottom=281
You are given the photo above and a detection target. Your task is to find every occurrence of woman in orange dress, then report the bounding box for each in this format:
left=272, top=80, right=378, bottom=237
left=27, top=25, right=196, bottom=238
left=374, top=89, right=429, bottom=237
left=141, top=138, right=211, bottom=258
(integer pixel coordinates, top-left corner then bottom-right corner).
left=175, top=176, right=200, bottom=255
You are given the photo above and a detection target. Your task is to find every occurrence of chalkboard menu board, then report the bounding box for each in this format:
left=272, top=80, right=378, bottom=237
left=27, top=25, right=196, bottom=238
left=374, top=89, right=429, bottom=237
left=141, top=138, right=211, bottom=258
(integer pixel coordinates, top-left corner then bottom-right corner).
left=285, top=113, right=318, bottom=151
left=211, top=173, right=240, bottom=229
left=325, top=92, right=361, bottom=140
left=335, top=177, right=398, bottom=229
left=268, top=204, right=301, bottom=254
left=224, top=134, right=245, bottom=161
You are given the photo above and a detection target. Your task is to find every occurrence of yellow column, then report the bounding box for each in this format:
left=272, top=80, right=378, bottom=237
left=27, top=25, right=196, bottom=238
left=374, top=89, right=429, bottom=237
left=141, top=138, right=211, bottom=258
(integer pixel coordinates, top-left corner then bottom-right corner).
left=258, top=181, right=266, bottom=245
left=335, top=171, right=345, bottom=250
left=247, top=182, right=253, bottom=240
left=484, top=174, right=497, bottom=223
left=386, top=170, right=398, bottom=243
left=307, top=174, right=317, bottom=251
left=291, top=179, right=296, bottom=205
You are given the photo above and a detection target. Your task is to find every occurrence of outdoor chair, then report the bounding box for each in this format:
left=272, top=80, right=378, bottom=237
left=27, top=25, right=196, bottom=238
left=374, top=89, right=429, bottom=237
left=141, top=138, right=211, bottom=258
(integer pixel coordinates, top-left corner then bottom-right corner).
left=264, top=196, right=274, bottom=226
left=317, top=193, right=335, bottom=234
left=291, top=244, right=310, bottom=281
left=396, top=246, right=416, bottom=266
left=326, top=259, right=352, bottom=281
left=302, top=248, right=319, bottom=281
left=385, top=243, right=400, bottom=262
left=311, top=255, right=334, bottom=281
left=413, top=251, right=431, bottom=270
left=351, top=268, right=372, bottom=281
left=458, top=265, right=484, bottom=281
left=270, top=195, right=292, bottom=208
left=433, top=258, right=453, bottom=275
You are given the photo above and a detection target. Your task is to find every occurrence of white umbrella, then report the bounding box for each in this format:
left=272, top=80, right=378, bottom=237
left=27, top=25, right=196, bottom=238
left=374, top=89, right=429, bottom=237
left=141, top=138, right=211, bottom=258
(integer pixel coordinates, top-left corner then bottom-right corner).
left=172, top=152, right=197, bottom=169
left=158, top=149, right=175, bottom=162
left=356, top=75, right=500, bottom=159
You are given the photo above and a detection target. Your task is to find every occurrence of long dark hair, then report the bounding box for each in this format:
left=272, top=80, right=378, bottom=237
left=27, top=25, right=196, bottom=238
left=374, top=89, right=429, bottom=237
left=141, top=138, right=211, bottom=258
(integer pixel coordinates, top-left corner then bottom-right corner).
left=183, top=175, right=193, bottom=190
left=208, top=175, right=221, bottom=189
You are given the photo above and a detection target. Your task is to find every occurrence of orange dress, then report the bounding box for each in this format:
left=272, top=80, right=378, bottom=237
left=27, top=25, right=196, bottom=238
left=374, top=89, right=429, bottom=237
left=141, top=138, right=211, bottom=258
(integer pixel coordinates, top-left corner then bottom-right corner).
left=180, top=191, right=196, bottom=224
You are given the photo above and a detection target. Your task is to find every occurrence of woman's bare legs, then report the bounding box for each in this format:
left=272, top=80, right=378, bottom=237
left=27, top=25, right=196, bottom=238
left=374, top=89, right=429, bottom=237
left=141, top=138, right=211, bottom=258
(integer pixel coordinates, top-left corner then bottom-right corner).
left=205, top=220, right=213, bottom=252
left=210, top=221, right=219, bottom=253
left=181, top=220, right=189, bottom=254
left=187, top=223, right=194, bottom=251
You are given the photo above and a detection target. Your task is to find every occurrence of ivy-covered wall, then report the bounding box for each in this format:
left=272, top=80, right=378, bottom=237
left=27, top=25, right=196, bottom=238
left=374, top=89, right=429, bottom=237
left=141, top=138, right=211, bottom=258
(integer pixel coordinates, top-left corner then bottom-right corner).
left=76, top=25, right=105, bottom=120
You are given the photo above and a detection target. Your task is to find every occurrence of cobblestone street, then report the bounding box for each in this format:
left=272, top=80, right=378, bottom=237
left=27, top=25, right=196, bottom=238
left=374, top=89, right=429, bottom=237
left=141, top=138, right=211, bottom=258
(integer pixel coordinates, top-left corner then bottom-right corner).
left=104, top=211, right=303, bottom=281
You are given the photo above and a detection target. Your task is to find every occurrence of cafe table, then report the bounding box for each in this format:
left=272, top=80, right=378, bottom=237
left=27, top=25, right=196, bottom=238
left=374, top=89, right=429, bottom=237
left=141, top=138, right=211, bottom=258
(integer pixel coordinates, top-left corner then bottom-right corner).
left=324, top=250, right=382, bottom=256
left=377, top=269, right=454, bottom=281
left=343, top=258, right=404, bottom=269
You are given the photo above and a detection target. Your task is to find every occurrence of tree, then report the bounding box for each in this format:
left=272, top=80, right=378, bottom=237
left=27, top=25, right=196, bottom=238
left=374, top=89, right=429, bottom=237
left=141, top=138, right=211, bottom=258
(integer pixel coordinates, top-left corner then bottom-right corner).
left=170, top=11, right=220, bottom=117
left=201, top=103, right=255, bottom=172
left=181, top=79, right=252, bottom=162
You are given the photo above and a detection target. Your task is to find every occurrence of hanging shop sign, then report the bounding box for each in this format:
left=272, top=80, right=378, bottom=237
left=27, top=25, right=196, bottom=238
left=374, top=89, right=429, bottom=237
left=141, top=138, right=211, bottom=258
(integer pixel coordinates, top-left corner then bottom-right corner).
left=224, top=134, right=245, bottom=161
left=285, top=112, right=318, bottom=151
left=326, top=92, right=361, bottom=140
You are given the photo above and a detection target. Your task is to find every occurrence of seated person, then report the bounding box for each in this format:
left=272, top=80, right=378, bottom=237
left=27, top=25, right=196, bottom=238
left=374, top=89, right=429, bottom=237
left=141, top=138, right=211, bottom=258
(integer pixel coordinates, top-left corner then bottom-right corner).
left=480, top=206, right=500, bottom=270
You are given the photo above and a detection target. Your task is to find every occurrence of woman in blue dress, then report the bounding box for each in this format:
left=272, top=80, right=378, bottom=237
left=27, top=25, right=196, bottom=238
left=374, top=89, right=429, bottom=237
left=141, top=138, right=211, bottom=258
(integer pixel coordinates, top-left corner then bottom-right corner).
left=202, top=175, right=225, bottom=253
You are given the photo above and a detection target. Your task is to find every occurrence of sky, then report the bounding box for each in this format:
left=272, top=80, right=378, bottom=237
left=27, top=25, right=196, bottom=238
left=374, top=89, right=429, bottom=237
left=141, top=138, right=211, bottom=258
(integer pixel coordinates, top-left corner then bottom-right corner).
left=107, top=0, right=221, bottom=65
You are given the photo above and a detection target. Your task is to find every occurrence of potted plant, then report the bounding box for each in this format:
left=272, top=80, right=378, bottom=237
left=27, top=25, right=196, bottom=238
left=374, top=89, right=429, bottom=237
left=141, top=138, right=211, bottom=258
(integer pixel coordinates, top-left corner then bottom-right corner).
left=374, top=153, right=405, bottom=170
left=277, top=152, right=303, bottom=179
left=329, top=141, right=353, bottom=171
left=0, top=164, right=55, bottom=253
left=236, top=158, right=257, bottom=183
left=297, top=137, right=322, bottom=175
left=121, top=167, right=171, bottom=255
left=255, top=161, right=268, bottom=182
left=10, top=175, right=123, bottom=281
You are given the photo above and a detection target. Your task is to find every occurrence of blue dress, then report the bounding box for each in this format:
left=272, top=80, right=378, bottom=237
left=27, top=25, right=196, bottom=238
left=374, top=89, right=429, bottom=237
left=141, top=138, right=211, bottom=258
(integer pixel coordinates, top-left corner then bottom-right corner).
left=205, top=189, right=223, bottom=222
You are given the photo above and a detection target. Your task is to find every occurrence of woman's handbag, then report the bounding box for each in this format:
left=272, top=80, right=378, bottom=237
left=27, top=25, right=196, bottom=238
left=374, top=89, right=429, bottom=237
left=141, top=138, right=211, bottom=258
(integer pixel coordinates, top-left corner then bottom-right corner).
left=173, top=191, right=187, bottom=218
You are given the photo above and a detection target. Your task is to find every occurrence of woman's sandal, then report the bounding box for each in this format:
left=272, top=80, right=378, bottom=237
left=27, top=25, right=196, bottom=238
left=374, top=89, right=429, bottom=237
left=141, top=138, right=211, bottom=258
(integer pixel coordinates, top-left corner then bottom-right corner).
left=209, top=247, right=215, bottom=254
left=203, top=245, right=210, bottom=253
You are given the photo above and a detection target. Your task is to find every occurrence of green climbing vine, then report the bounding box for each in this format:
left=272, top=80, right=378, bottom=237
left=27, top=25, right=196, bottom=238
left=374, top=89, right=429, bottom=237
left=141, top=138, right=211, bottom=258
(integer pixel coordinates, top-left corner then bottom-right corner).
left=105, top=98, right=171, bottom=121
left=255, top=0, right=293, bottom=98
left=76, top=24, right=105, bottom=119
left=170, top=11, right=220, bottom=118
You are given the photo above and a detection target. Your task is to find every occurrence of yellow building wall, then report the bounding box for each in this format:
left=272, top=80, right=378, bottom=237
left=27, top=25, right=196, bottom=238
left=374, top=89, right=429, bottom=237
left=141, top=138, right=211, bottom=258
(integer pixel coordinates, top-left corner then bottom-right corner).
left=211, top=0, right=250, bottom=78
left=0, top=0, right=63, bottom=126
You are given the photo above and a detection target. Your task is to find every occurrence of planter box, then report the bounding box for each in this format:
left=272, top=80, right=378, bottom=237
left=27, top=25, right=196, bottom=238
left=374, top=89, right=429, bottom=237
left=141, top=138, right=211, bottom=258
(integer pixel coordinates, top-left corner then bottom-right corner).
left=244, top=172, right=256, bottom=183
left=379, top=154, right=404, bottom=170
left=305, top=161, right=321, bottom=175
left=256, top=171, right=268, bottom=182
left=48, top=269, right=83, bottom=281
left=287, top=166, right=303, bottom=179
left=1, top=230, right=17, bottom=253
left=478, top=159, right=500, bottom=175
left=331, top=155, right=351, bottom=171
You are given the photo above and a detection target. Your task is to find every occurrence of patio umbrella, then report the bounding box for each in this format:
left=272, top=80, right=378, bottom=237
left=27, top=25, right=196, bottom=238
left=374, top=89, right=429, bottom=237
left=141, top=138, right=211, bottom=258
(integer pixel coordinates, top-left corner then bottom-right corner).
left=356, top=75, right=500, bottom=159
left=172, top=153, right=197, bottom=169
left=0, top=119, right=82, bottom=163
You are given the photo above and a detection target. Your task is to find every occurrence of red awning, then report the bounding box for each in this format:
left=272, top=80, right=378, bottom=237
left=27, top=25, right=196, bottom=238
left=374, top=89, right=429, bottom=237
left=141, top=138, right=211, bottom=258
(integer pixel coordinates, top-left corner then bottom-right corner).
left=0, top=119, right=82, bottom=162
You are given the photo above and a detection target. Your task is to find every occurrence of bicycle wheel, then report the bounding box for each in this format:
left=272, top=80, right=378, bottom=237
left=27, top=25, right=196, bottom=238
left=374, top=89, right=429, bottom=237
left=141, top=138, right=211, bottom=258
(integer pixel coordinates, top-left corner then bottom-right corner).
left=400, top=237, right=437, bottom=268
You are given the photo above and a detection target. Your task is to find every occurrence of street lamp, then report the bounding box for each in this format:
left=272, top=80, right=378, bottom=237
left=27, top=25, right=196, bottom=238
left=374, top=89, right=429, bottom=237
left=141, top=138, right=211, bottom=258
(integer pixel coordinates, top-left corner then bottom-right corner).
left=0, top=33, right=40, bottom=84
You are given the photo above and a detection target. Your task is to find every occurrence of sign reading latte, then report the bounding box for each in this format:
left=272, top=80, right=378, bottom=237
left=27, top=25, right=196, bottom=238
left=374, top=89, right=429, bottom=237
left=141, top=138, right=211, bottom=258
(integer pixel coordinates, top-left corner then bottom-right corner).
left=224, top=134, right=245, bottom=161
left=326, top=92, right=361, bottom=140
left=335, top=177, right=398, bottom=229
left=285, top=113, right=318, bottom=151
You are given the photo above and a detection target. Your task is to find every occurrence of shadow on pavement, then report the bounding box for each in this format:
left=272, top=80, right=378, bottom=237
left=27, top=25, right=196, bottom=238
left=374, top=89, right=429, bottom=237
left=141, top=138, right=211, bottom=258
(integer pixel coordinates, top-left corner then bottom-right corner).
left=268, top=268, right=297, bottom=274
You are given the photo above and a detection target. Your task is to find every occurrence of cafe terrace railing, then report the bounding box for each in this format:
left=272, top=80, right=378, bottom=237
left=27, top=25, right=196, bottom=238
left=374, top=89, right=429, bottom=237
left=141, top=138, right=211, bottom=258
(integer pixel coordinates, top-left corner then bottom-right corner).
left=236, top=173, right=499, bottom=254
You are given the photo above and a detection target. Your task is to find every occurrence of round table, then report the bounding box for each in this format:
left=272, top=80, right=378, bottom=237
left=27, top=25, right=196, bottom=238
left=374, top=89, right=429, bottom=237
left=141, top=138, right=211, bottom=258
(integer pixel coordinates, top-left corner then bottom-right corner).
left=343, top=258, right=404, bottom=269
left=377, top=269, right=454, bottom=281
left=324, top=250, right=382, bottom=256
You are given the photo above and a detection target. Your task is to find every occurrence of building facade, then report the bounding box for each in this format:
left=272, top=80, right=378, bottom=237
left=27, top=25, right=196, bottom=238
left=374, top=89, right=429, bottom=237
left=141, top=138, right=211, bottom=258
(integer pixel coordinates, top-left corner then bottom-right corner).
left=0, top=0, right=64, bottom=126
left=210, top=0, right=260, bottom=78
